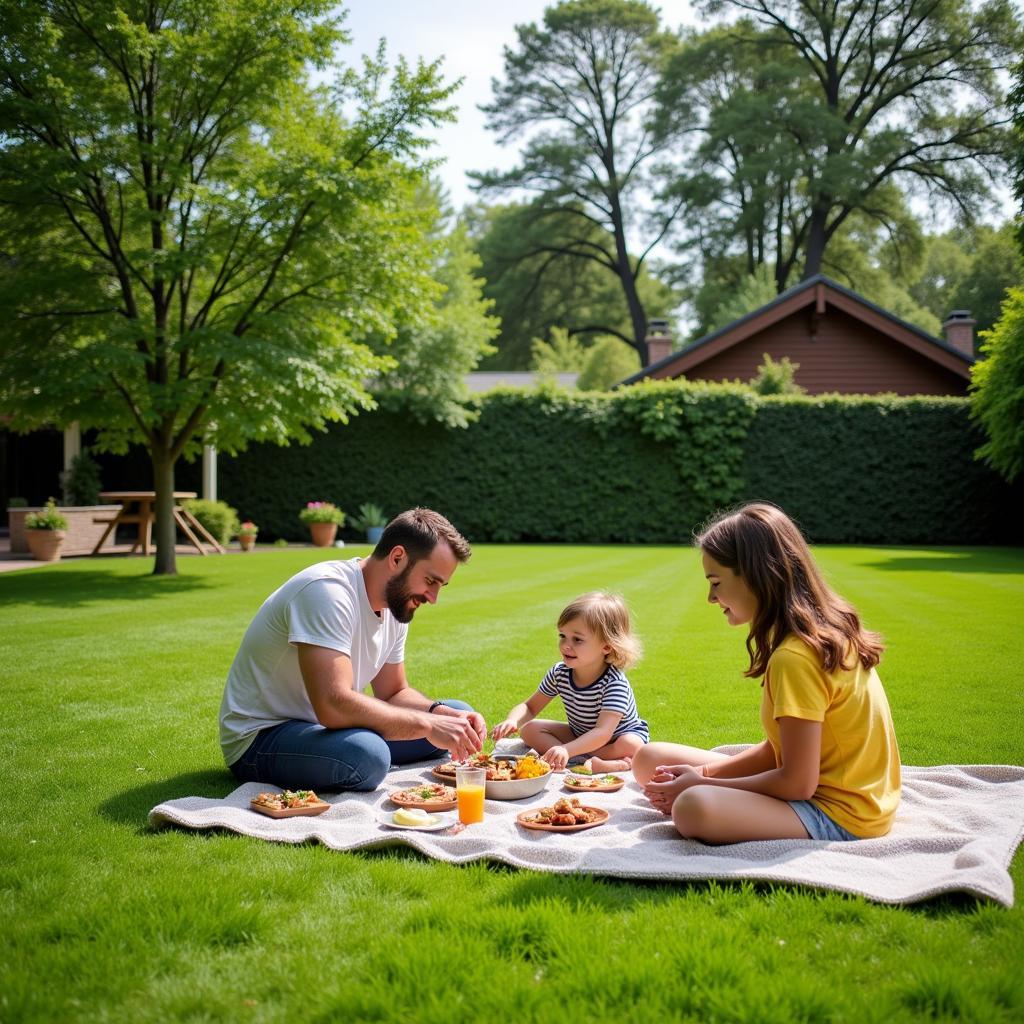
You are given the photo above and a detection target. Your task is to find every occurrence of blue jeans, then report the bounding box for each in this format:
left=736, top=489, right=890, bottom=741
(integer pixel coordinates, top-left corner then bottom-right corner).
left=228, top=699, right=473, bottom=792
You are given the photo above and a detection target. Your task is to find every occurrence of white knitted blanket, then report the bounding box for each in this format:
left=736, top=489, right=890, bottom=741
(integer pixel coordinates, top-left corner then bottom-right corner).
left=150, top=738, right=1024, bottom=907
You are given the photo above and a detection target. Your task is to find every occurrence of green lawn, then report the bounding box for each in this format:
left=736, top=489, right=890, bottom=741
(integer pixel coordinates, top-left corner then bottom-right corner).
left=2, top=543, right=1023, bottom=1022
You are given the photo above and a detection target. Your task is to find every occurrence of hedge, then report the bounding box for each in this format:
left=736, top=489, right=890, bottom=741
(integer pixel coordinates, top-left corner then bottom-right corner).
left=95, top=382, right=1022, bottom=545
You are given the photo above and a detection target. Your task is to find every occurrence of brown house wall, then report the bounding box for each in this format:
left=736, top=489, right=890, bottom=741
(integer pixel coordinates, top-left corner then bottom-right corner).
left=674, top=308, right=969, bottom=396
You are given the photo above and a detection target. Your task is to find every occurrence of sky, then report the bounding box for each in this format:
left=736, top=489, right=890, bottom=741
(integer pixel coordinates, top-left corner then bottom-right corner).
left=336, top=2, right=1017, bottom=226
left=337, top=0, right=699, bottom=211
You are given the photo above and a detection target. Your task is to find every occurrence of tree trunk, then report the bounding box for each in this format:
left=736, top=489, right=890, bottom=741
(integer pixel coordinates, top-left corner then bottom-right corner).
left=151, top=447, right=178, bottom=575
left=606, top=188, right=648, bottom=364
left=802, top=202, right=829, bottom=279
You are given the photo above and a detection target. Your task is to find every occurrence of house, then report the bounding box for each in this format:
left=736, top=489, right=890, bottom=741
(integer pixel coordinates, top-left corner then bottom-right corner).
left=623, top=274, right=974, bottom=396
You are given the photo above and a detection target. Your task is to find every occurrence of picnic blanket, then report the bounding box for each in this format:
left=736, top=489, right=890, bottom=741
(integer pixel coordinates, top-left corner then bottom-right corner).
left=149, top=745, right=1024, bottom=907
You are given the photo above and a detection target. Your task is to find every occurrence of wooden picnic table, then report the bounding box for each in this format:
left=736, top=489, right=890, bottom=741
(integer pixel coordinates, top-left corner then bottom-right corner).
left=90, top=491, right=225, bottom=556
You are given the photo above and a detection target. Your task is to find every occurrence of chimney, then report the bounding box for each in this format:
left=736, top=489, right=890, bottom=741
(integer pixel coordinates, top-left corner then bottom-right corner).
left=645, top=318, right=673, bottom=365
left=942, top=310, right=976, bottom=358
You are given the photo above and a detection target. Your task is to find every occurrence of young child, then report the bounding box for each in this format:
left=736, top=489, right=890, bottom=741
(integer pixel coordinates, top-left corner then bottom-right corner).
left=634, top=502, right=901, bottom=843
left=492, top=592, right=649, bottom=772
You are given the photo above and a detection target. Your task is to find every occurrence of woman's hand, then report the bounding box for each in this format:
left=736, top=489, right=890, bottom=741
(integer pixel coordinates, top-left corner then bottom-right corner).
left=490, top=718, right=519, bottom=741
left=642, top=764, right=708, bottom=815
left=542, top=745, right=570, bottom=771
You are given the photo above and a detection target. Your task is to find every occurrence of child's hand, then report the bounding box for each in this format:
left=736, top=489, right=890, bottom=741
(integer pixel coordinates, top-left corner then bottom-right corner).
left=542, top=745, right=569, bottom=771
left=490, top=719, right=518, bottom=741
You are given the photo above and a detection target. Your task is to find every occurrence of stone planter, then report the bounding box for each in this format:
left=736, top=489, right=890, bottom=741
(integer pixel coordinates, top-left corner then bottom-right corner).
left=308, top=521, right=338, bottom=547
left=8, top=505, right=121, bottom=557
left=26, top=529, right=66, bottom=562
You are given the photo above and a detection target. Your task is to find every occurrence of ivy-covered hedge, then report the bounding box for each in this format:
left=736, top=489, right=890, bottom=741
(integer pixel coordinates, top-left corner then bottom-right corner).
left=743, top=395, right=1019, bottom=544
left=96, top=381, right=1022, bottom=545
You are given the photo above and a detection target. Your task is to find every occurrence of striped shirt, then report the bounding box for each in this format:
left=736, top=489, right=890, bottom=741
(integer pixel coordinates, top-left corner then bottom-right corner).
left=538, top=662, right=649, bottom=742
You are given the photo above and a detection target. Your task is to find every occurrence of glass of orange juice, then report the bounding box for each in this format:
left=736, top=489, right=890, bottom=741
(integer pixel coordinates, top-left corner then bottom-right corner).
left=455, top=766, right=486, bottom=825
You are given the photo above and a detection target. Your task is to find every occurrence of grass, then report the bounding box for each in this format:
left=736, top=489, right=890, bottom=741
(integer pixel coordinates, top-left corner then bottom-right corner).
left=2, top=542, right=1023, bottom=1023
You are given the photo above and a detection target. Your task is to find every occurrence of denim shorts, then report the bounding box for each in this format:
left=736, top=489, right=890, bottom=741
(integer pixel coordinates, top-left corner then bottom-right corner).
left=789, top=799, right=859, bottom=841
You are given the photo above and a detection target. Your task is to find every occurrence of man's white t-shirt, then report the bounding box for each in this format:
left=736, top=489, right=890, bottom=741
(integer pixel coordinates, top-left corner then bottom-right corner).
left=219, top=558, right=407, bottom=766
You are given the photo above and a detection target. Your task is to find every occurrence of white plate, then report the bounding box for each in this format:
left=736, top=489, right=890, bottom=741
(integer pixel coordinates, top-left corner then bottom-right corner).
left=377, top=811, right=457, bottom=832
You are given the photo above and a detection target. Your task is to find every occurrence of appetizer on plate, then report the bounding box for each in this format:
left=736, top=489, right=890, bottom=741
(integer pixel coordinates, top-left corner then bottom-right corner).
left=389, top=783, right=458, bottom=811
left=249, top=789, right=330, bottom=818
left=517, top=797, right=609, bottom=832
left=564, top=773, right=625, bottom=792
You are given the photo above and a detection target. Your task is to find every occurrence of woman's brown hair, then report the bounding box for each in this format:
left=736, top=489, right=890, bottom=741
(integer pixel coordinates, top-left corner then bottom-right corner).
left=695, top=502, right=883, bottom=678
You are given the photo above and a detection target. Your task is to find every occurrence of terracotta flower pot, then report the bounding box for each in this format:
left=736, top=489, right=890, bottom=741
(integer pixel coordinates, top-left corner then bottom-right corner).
left=308, top=522, right=338, bottom=547
left=239, top=534, right=256, bottom=551
left=27, top=529, right=66, bottom=562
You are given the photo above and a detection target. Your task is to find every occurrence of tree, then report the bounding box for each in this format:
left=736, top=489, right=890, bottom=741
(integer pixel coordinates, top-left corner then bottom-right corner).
left=654, top=23, right=811, bottom=295
left=370, top=183, right=499, bottom=428
left=706, top=265, right=778, bottom=333
left=530, top=326, right=587, bottom=374
left=747, top=353, right=804, bottom=396
left=1014, top=54, right=1024, bottom=255
left=473, top=0, right=679, bottom=363
left=948, top=224, right=1023, bottom=338
left=469, top=202, right=677, bottom=369
left=0, top=1, right=456, bottom=573
left=970, top=288, right=1024, bottom=481
left=661, top=1, right=1022, bottom=287
left=577, top=336, right=641, bottom=389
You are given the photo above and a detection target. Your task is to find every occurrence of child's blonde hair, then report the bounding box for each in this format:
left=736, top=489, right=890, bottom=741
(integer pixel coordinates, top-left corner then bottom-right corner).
left=558, top=592, right=642, bottom=670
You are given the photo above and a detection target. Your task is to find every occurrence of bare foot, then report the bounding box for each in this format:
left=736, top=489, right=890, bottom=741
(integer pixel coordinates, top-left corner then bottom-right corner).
left=585, top=755, right=632, bottom=773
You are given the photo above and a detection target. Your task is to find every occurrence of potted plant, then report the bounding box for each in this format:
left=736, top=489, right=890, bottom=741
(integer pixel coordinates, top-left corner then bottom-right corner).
left=349, top=502, right=388, bottom=544
left=299, top=501, right=345, bottom=547
left=237, top=521, right=259, bottom=551
left=24, top=498, right=69, bottom=562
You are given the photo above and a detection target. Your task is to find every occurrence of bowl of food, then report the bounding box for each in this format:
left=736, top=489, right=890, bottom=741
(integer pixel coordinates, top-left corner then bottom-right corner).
left=483, top=753, right=552, bottom=800
left=432, top=752, right=553, bottom=799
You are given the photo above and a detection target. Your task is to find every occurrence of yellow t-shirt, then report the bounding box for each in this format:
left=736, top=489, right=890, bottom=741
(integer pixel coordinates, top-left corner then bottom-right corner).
left=760, top=635, right=901, bottom=838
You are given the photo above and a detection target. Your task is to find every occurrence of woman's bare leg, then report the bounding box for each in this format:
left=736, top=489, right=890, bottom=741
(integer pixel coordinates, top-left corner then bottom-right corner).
left=672, top=785, right=809, bottom=843
left=632, top=742, right=733, bottom=785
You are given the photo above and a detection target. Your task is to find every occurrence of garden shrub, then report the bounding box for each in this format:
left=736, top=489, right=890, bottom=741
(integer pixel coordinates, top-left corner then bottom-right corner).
left=62, top=449, right=103, bottom=506
left=181, top=498, right=240, bottom=546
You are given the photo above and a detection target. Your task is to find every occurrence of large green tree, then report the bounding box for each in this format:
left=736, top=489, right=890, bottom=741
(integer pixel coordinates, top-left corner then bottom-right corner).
left=971, top=288, right=1024, bottom=481
left=469, top=202, right=677, bottom=368
left=370, top=184, right=499, bottom=428
left=0, top=0, right=455, bottom=573
left=659, top=1, right=1021, bottom=288
left=472, top=0, right=678, bottom=364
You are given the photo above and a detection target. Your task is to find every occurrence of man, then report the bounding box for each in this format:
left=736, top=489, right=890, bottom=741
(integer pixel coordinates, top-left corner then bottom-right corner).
left=220, top=507, right=485, bottom=791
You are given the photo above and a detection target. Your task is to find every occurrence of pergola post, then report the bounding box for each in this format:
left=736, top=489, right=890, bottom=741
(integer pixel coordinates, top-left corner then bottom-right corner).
left=202, top=445, right=217, bottom=502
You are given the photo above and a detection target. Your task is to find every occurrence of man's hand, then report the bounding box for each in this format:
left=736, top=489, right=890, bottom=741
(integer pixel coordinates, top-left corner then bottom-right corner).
left=431, top=704, right=487, bottom=747
left=643, top=764, right=707, bottom=815
left=542, top=745, right=570, bottom=771
left=425, top=710, right=484, bottom=761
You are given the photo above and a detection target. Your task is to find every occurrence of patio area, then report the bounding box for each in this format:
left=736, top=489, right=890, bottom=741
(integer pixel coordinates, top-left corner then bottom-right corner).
left=0, top=531, right=238, bottom=574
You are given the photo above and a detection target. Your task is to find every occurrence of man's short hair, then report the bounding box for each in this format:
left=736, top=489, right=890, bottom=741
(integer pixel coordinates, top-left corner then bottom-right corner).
left=371, top=508, right=471, bottom=565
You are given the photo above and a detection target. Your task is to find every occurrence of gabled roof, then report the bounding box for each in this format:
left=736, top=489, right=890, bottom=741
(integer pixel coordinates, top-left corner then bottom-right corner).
left=621, top=274, right=972, bottom=386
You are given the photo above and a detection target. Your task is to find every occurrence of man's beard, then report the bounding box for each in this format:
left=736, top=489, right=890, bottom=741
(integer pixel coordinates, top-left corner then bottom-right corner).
left=384, top=563, right=421, bottom=623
